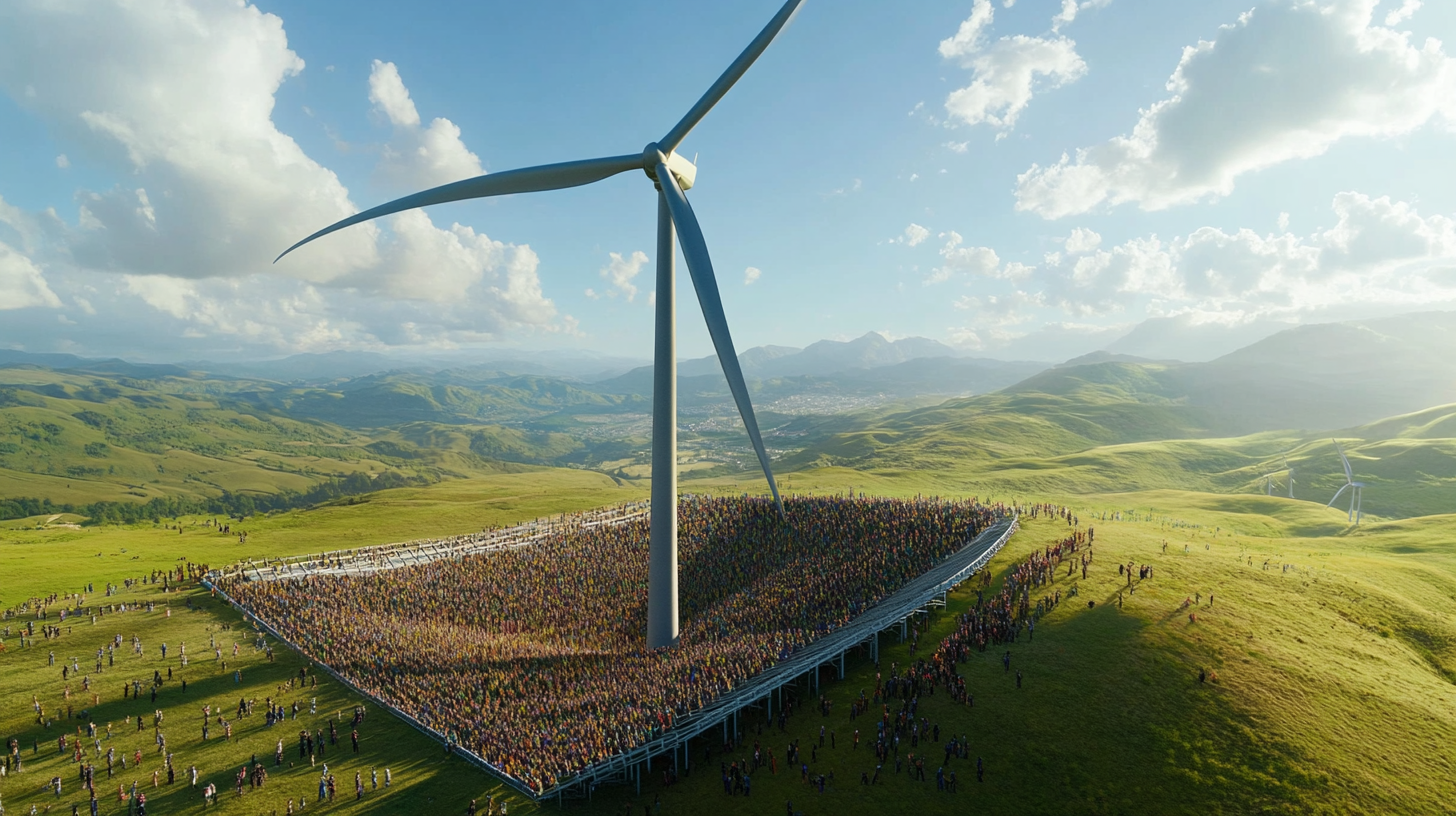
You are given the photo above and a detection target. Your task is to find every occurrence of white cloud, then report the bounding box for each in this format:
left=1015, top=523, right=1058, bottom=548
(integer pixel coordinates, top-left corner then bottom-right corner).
left=995, top=191, right=1456, bottom=322
left=1384, top=0, right=1421, bottom=27
left=902, top=223, right=931, bottom=247
left=1064, top=227, right=1102, bottom=254
left=744, top=266, right=762, bottom=285
left=367, top=60, right=420, bottom=127
left=0, top=240, right=61, bottom=310
left=1015, top=0, right=1456, bottom=218
left=54, top=154, right=69, bottom=169
left=1051, top=0, right=1080, bottom=31
left=938, top=0, right=997, bottom=60
left=599, top=250, right=648, bottom=301
left=370, top=59, right=484, bottom=191
left=939, top=0, right=1088, bottom=134
left=929, top=231, right=1002, bottom=283
left=0, top=0, right=559, bottom=353
left=944, top=140, right=970, bottom=154
left=1053, top=0, right=1113, bottom=33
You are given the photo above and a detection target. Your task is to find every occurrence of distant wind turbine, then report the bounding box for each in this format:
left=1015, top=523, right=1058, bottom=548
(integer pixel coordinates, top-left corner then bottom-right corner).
left=1326, top=440, right=1365, bottom=524
left=276, top=0, right=808, bottom=649
left=1283, top=455, right=1294, bottom=499
left=1260, top=471, right=1279, bottom=496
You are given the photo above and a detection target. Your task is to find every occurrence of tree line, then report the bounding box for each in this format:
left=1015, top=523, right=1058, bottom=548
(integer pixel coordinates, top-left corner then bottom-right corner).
left=0, top=470, right=431, bottom=525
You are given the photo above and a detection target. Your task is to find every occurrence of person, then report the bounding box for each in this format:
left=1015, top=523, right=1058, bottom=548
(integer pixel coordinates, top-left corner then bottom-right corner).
left=218, top=495, right=1009, bottom=793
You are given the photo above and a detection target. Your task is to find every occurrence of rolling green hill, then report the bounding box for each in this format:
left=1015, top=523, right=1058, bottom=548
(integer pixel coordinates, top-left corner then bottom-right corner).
left=0, top=366, right=567, bottom=516
left=785, top=366, right=1456, bottom=520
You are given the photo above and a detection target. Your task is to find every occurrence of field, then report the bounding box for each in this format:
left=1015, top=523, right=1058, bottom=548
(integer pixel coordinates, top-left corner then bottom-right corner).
left=3, top=462, right=1455, bottom=815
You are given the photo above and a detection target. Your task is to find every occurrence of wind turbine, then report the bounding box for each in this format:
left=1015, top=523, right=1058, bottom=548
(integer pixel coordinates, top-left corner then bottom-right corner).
left=276, top=0, right=806, bottom=649
left=1283, top=455, right=1294, bottom=499
left=1260, top=472, right=1278, bottom=496
left=1326, top=440, right=1365, bottom=524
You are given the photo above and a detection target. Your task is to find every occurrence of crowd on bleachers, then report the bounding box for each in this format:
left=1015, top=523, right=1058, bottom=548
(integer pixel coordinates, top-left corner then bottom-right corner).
left=222, top=495, right=1005, bottom=792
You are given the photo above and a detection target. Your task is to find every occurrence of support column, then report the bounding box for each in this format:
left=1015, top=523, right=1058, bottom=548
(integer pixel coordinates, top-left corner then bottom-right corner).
left=648, top=190, right=679, bottom=650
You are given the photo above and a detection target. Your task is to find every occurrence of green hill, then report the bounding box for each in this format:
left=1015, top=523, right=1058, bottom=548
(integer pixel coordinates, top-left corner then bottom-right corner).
left=784, top=360, right=1456, bottom=520
left=0, top=366, right=564, bottom=516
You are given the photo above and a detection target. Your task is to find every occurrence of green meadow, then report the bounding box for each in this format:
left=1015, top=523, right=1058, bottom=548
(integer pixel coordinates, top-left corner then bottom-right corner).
left=3, top=354, right=1456, bottom=814
left=4, top=467, right=1456, bottom=814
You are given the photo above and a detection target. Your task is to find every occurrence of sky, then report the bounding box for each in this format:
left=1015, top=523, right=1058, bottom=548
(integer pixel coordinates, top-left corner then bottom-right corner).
left=1, top=0, right=1453, bottom=363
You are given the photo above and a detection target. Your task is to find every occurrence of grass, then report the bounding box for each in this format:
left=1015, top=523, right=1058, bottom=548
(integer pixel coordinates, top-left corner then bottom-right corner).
left=581, top=499, right=1456, bottom=815
left=0, top=582, right=527, bottom=816
left=2, top=385, right=1456, bottom=816
left=1, top=472, right=1454, bottom=813
left=0, top=470, right=642, bottom=611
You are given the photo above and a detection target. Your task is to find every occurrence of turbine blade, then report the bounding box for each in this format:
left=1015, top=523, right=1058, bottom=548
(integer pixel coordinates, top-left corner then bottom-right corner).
left=659, top=0, right=806, bottom=152
left=1333, top=439, right=1354, bottom=482
left=655, top=161, right=783, bottom=514
left=1327, top=483, right=1349, bottom=508
left=275, top=154, right=641, bottom=262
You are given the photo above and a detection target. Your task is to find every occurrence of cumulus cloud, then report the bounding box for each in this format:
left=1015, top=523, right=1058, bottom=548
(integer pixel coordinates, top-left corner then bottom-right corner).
left=367, top=60, right=420, bottom=127
left=0, top=0, right=559, bottom=353
left=369, top=59, right=484, bottom=190
left=940, top=191, right=1456, bottom=359
left=1064, top=227, right=1102, bottom=254
left=1384, top=0, right=1421, bottom=26
left=1052, top=0, right=1112, bottom=33
left=901, top=223, right=930, bottom=247
left=598, top=250, right=649, bottom=301
left=928, top=231, right=1028, bottom=284
left=1016, top=0, right=1456, bottom=218
left=940, top=0, right=1089, bottom=133
left=0, top=240, right=61, bottom=310
left=744, top=266, right=762, bottom=285
left=1008, top=192, right=1456, bottom=321
left=938, top=0, right=997, bottom=59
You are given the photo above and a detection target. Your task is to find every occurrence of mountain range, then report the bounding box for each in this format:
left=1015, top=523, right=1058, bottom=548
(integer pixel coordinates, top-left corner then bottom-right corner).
left=2, top=310, right=1455, bottom=514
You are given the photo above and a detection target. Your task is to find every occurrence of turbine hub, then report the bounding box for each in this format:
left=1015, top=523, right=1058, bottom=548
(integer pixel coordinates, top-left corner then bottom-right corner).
left=642, top=143, right=697, bottom=191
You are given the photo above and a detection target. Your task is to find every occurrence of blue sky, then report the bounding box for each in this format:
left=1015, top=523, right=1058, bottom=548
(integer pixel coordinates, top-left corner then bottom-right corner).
left=1, top=0, right=1453, bottom=362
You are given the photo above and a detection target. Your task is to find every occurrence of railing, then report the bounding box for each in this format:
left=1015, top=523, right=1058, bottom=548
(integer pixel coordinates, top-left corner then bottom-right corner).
left=218, top=502, right=648, bottom=582
left=208, top=507, right=1019, bottom=803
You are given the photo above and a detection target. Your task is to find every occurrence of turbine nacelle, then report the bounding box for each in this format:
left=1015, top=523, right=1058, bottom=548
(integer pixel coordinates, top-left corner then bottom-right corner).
left=643, top=144, right=698, bottom=191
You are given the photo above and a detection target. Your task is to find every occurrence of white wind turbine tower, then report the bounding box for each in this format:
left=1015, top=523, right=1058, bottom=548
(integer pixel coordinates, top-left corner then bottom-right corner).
left=1326, top=440, right=1365, bottom=524
left=277, top=0, right=808, bottom=649
left=1260, top=471, right=1278, bottom=496
left=1283, top=455, right=1295, bottom=499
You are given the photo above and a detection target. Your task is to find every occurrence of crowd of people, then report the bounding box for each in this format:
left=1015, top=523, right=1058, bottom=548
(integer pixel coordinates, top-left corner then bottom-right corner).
left=222, top=495, right=1008, bottom=793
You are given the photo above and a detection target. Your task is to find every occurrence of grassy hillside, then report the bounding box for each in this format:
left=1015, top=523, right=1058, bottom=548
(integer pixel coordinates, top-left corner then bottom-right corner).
left=3, top=480, right=1455, bottom=815
left=0, top=366, right=601, bottom=514
left=783, top=352, right=1456, bottom=520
